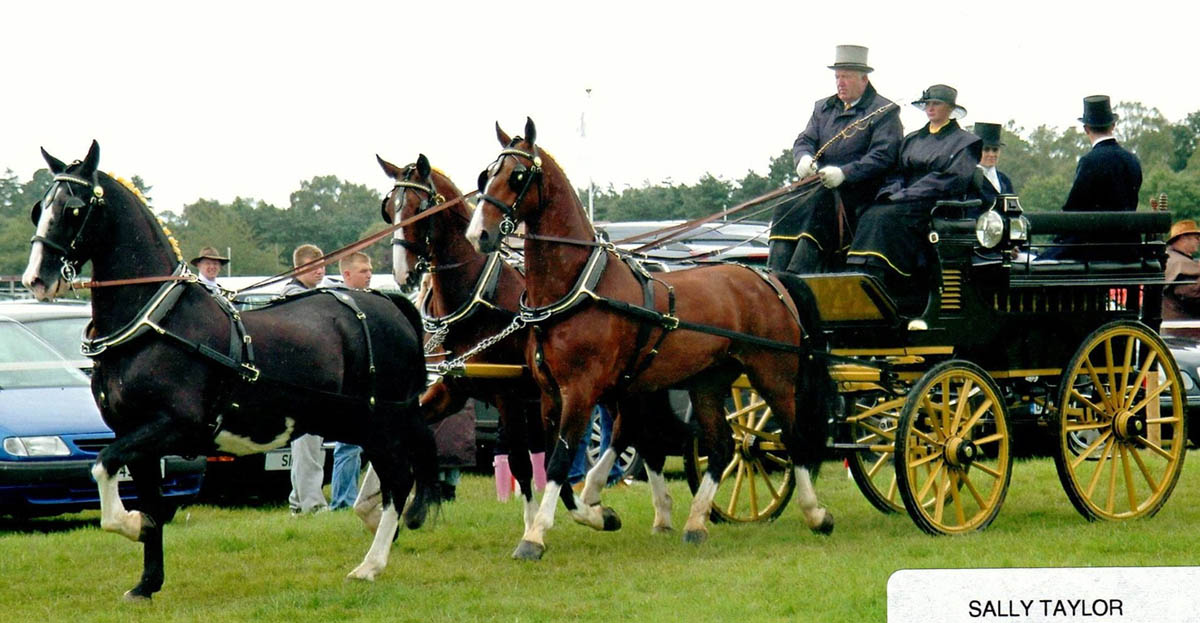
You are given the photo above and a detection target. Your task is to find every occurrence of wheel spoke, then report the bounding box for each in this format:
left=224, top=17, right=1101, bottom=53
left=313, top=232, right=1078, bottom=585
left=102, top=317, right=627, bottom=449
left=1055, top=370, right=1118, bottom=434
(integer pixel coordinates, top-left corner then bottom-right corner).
left=725, top=459, right=746, bottom=515
left=1070, top=430, right=1113, bottom=469
left=763, top=451, right=792, bottom=469
left=972, top=432, right=1005, bottom=447
left=959, top=397, right=994, bottom=434
left=1065, top=419, right=1110, bottom=433
left=1127, top=444, right=1160, bottom=491
left=1134, top=436, right=1175, bottom=461
left=746, top=460, right=760, bottom=517
left=1068, top=388, right=1111, bottom=419
left=969, top=461, right=1002, bottom=479
left=1084, top=359, right=1117, bottom=412
left=948, top=471, right=967, bottom=526
left=962, top=471, right=987, bottom=507
left=1128, top=376, right=1171, bottom=415
left=948, top=378, right=973, bottom=434
left=867, top=450, right=892, bottom=478
left=916, top=460, right=946, bottom=501
left=908, top=448, right=944, bottom=469
left=1125, top=349, right=1159, bottom=411
left=1120, top=444, right=1138, bottom=513
left=1084, top=438, right=1116, bottom=499
left=1103, top=336, right=1117, bottom=409
left=1117, top=334, right=1135, bottom=409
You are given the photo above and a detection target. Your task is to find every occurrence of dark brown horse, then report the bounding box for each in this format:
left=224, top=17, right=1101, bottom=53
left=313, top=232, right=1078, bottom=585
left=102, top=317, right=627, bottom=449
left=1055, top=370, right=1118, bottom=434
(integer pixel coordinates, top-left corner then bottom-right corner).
left=377, top=153, right=684, bottom=538
left=467, top=119, right=836, bottom=559
left=21, top=141, right=437, bottom=598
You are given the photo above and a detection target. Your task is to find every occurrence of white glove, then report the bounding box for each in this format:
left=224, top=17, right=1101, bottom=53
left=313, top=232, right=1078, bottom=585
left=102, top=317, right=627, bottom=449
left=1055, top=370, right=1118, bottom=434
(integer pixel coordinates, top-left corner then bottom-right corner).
left=819, top=165, right=845, bottom=189
left=795, top=154, right=816, bottom=178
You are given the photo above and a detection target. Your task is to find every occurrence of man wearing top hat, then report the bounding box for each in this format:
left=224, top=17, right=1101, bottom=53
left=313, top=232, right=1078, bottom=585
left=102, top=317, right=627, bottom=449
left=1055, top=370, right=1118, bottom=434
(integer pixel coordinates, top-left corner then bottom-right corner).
left=770, top=44, right=902, bottom=274
left=1041, top=95, right=1142, bottom=260
left=1163, top=219, right=1200, bottom=322
left=190, top=245, right=228, bottom=292
left=972, top=122, right=1014, bottom=212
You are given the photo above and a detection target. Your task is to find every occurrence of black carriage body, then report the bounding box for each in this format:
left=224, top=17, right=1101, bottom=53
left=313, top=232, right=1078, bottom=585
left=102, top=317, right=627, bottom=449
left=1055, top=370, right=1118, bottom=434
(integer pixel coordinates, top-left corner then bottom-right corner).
left=808, top=209, right=1170, bottom=379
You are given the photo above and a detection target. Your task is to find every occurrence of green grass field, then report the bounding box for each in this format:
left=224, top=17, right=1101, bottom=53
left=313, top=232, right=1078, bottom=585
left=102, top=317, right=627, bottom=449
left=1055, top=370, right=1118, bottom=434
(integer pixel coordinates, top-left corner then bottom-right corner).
left=3, top=456, right=1199, bottom=622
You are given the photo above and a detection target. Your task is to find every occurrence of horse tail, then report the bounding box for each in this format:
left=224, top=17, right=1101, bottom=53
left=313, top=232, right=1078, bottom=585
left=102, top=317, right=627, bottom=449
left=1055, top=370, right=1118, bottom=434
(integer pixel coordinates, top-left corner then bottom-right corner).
left=774, top=273, right=835, bottom=476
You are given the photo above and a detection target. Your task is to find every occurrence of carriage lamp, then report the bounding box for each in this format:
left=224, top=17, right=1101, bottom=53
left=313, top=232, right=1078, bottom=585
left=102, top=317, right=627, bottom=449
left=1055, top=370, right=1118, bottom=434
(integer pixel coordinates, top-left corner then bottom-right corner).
left=1009, top=215, right=1030, bottom=242
left=3, top=435, right=71, bottom=457
left=976, top=210, right=1005, bottom=248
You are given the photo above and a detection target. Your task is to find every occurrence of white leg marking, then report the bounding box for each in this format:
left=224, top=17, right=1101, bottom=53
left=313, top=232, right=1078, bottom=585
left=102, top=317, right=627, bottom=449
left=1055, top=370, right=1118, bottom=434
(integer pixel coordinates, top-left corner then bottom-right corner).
left=579, top=448, right=616, bottom=506
left=793, top=465, right=828, bottom=529
left=521, top=481, right=562, bottom=547
left=92, top=462, right=144, bottom=542
left=646, top=468, right=673, bottom=532
left=353, top=464, right=383, bottom=535
left=348, top=502, right=399, bottom=581
left=522, top=492, right=540, bottom=533
left=684, top=474, right=718, bottom=535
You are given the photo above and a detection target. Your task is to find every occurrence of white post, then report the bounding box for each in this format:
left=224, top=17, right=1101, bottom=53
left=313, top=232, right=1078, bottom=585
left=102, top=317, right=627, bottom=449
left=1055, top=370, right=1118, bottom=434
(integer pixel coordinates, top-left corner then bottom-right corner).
left=583, top=87, right=594, bottom=221
left=226, top=246, right=233, bottom=277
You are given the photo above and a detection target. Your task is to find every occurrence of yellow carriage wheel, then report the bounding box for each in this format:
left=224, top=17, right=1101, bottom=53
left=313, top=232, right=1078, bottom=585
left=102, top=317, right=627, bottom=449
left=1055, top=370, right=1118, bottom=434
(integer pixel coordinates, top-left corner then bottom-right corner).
left=1054, top=321, right=1187, bottom=522
left=895, top=361, right=1013, bottom=535
left=685, top=380, right=795, bottom=523
left=846, top=393, right=906, bottom=514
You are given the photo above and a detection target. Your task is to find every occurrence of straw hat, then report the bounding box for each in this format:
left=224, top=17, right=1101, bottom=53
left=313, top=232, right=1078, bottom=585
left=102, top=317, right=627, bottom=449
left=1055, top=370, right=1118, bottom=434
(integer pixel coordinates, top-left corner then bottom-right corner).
left=1168, top=220, right=1200, bottom=244
left=189, top=246, right=229, bottom=266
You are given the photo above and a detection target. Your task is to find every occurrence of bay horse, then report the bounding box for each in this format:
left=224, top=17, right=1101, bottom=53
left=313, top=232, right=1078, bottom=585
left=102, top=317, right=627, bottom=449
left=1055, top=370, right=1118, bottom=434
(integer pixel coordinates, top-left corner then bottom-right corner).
left=376, top=153, right=684, bottom=540
left=21, top=141, right=437, bottom=598
left=467, top=119, right=836, bottom=559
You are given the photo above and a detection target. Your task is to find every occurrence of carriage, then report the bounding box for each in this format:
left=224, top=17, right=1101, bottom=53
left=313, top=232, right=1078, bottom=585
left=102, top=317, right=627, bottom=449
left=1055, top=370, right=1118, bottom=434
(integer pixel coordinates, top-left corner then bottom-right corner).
left=685, top=198, right=1185, bottom=535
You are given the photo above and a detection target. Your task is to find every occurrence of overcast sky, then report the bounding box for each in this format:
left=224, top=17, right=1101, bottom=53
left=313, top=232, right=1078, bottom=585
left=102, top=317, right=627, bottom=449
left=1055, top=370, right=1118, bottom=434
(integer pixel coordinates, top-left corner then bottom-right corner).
left=4, top=1, right=1197, bottom=215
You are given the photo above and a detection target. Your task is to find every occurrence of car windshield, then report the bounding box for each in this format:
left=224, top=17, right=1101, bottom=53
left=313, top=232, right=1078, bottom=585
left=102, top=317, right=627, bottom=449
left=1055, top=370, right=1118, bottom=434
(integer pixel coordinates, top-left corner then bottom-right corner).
left=21, top=317, right=89, bottom=359
left=0, top=322, right=90, bottom=389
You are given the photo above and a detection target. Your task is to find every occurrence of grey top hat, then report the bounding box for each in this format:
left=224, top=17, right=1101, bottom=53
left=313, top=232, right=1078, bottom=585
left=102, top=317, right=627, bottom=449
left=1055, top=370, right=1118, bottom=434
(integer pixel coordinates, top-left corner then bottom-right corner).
left=973, top=122, right=1004, bottom=147
left=912, top=84, right=967, bottom=119
left=828, top=45, right=873, bottom=73
left=1079, top=95, right=1118, bottom=126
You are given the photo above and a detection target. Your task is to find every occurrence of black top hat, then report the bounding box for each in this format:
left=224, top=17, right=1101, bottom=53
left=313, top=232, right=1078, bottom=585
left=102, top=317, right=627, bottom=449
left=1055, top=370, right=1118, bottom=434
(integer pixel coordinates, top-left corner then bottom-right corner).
left=973, top=122, right=1004, bottom=147
left=912, top=84, right=967, bottom=118
left=1079, top=95, right=1118, bottom=126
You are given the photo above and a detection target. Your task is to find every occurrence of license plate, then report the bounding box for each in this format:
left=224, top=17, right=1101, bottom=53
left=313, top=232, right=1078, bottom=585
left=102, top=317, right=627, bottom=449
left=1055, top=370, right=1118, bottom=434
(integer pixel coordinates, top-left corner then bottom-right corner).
left=264, top=449, right=291, bottom=471
left=115, top=459, right=165, bottom=482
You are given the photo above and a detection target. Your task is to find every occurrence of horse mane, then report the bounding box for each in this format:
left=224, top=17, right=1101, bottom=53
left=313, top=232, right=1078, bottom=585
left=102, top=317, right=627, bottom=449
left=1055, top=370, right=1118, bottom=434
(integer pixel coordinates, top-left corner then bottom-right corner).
left=96, top=170, right=184, bottom=264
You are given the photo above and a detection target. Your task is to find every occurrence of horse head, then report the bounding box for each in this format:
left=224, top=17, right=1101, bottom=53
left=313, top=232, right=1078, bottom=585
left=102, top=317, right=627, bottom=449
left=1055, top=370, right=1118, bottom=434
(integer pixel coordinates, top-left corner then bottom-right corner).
left=23, top=140, right=105, bottom=301
left=466, top=117, right=545, bottom=253
left=378, top=153, right=444, bottom=287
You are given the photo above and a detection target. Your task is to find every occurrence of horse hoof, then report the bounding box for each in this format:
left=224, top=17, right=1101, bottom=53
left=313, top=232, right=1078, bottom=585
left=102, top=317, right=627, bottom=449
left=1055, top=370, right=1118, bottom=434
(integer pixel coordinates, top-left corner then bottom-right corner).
left=122, top=589, right=152, bottom=603
left=512, top=540, right=545, bottom=561
left=652, top=525, right=674, bottom=535
left=682, top=529, right=708, bottom=545
left=347, top=565, right=379, bottom=582
left=812, top=510, right=835, bottom=536
left=601, top=507, right=622, bottom=532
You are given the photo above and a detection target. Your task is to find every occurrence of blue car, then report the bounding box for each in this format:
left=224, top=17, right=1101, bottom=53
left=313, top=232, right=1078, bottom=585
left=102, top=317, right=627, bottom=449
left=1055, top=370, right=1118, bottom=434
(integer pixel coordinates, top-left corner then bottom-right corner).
left=0, top=316, right=204, bottom=517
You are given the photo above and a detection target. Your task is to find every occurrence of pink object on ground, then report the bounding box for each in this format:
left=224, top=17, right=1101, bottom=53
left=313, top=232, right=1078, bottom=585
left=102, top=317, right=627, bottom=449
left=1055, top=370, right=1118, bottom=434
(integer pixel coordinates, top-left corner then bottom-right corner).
left=530, top=451, right=547, bottom=492
left=493, top=454, right=513, bottom=502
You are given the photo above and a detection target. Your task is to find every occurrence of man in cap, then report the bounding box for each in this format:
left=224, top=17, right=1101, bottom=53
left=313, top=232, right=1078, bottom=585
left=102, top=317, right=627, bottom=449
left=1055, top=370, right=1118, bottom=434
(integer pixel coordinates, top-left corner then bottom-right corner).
left=189, top=246, right=229, bottom=292
left=972, top=122, right=1014, bottom=211
left=770, top=44, right=902, bottom=274
left=1041, top=95, right=1142, bottom=260
left=1164, top=219, right=1200, bottom=321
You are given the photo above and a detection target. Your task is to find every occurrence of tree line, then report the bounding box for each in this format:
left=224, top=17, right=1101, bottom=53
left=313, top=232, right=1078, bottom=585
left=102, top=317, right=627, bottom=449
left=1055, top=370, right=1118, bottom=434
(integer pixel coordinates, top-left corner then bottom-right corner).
left=1, top=101, right=1198, bottom=279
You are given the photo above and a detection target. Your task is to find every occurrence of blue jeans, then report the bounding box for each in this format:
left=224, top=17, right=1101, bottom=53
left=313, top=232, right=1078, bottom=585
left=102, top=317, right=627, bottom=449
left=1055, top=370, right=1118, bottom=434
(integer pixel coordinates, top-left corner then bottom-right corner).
left=329, top=442, right=362, bottom=510
left=568, top=405, right=621, bottom=485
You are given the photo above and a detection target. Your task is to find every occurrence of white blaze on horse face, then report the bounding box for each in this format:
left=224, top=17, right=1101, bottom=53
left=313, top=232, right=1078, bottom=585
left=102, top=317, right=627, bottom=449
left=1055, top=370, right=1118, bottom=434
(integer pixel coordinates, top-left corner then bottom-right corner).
left=465, top=196, right=486, bottom=250
left=22, top=188, right=60, bottom=298
left=392, top=228, right=410, bottom=285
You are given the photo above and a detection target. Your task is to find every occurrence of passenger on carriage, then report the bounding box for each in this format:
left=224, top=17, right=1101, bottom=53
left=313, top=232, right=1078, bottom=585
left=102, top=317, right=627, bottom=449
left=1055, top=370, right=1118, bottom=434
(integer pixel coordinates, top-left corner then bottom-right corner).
left=1037, top=95, right=1143, bottom=262
left=769, top=44, right=902, bottom=275
left=1163, top=219, right=1200, bottom=321
left=844, top=84, right=981, bottom=309
left=189, top=245, right=228, bottom=293
left=971, top=122, right=1014, bottom=212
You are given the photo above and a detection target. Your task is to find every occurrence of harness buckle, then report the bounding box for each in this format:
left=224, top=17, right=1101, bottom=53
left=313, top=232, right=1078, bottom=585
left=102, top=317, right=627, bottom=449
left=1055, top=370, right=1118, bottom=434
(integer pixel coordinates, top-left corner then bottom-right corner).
left=662, top=314, right=680, bottom=331
left=499, top=218, right=517, bottom=236
left=240, top=363, right=261, bottom=382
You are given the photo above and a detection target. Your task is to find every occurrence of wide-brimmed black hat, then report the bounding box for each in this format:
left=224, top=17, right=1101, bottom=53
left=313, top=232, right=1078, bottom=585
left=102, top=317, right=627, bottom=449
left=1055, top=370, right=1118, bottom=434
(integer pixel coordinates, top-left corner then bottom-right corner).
left=1079, top=95, right=1118, bottom=126
left=912, top=84, right=967, bottom=119
left=827, top=45, right=873, bottom=73
left=189, top=246, right=229, bottom=266
left=974, top=122, right=1004, bottom=147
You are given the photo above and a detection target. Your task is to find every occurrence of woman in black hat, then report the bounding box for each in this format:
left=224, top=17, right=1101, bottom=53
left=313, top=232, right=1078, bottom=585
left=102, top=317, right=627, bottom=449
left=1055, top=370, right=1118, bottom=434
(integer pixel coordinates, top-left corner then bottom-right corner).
left=845, top=84, right=981, bottom=310
left=972, top=122, right=1014, bottom=211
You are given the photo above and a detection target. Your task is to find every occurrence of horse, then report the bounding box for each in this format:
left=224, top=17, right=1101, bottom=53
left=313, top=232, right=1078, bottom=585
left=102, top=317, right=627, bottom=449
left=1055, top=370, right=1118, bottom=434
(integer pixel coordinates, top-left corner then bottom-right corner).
left=21, top=141, right=438, bottom=599
left=466, top=119, right=837, bottom=560
left=375, top=153, right=685, bottom=540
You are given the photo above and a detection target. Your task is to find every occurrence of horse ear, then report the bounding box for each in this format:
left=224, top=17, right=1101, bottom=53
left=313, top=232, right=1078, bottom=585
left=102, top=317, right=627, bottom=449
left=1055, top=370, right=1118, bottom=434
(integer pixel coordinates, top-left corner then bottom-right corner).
left=80, top=140, right=100, bottom=177
left=524, top=117, right=536, bottom=145
left=377, top=154, right=404, bottom=180
left=416, top=154, right=431, bottom=179
left=495, top=122, right=510, bottom=146
left=41, top=147, right=67, bottom=174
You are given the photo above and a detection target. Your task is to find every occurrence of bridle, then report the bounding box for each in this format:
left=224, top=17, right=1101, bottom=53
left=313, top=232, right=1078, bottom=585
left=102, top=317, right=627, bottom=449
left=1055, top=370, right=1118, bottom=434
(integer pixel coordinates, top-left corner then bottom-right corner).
left=386, top=166, right=459, bottom=285
left=477, top=141, right=544, bottom=239
left=30, top=172, right=107, bottom=284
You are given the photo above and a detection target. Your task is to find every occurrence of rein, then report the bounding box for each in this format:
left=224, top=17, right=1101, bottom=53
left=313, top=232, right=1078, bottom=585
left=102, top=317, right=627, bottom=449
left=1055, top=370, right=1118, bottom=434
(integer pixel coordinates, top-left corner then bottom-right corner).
left=240, top=190, right=476, bottom=293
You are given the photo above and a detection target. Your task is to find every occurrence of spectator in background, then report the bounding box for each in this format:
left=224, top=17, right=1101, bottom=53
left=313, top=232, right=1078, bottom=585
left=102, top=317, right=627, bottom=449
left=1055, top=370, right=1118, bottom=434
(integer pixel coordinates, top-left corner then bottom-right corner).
left=190, top=246, right=228, bottom=293
left=327, top=251, right=372, bottom=510
left=286, top=243, right=332, bottom=515
left=1164, top=219, right=1200, bottom=321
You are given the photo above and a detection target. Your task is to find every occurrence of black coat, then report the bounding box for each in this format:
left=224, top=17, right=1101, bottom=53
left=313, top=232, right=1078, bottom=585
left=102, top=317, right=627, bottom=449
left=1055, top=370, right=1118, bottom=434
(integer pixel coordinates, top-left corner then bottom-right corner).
left=973, top=167, right=1014, bottom=212
left=775, top=82, right=902, bottom=239
left=1062, top=138, right=1142, bottom=212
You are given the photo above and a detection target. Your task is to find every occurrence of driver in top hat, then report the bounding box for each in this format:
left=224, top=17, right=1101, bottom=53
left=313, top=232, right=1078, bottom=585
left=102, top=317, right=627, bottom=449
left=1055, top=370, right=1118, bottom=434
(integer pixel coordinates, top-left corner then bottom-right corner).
left=971, top=122, right=1014, bottom=211
left=769, top=44, right=902, bottom=274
